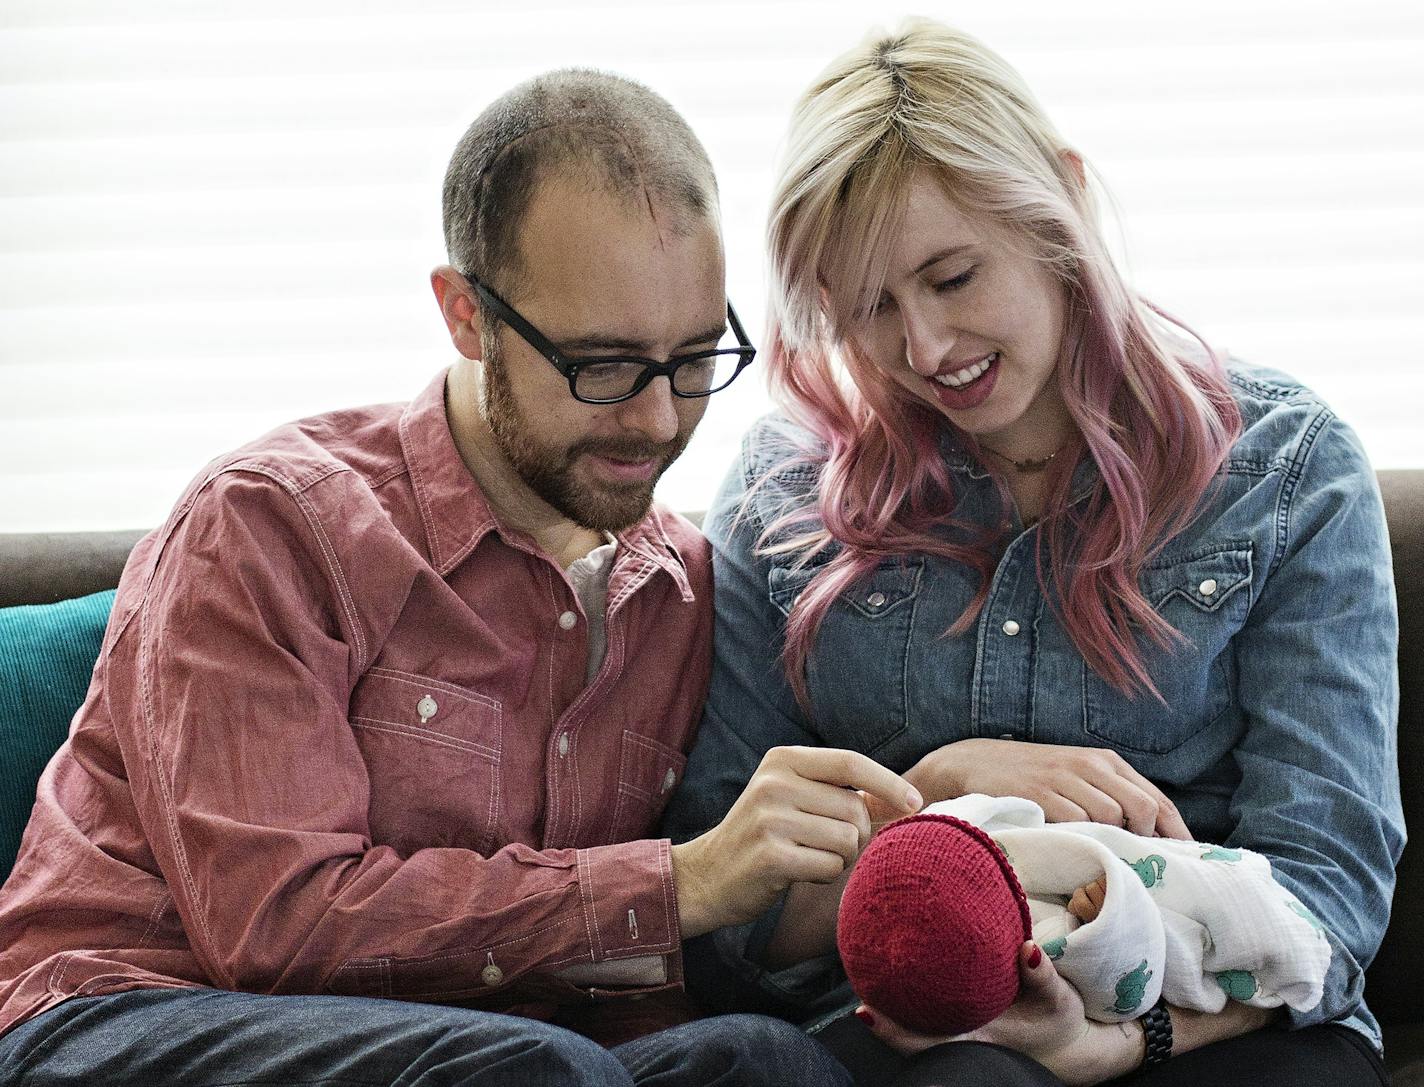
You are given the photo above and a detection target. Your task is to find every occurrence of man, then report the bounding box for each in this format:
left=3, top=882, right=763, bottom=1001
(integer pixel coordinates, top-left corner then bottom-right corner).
left=0, top=70, right=918, bottom=1085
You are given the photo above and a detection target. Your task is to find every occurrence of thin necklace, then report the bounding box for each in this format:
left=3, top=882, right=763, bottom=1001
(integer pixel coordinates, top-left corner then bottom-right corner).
left=979, top=442, right=1066, bottom=473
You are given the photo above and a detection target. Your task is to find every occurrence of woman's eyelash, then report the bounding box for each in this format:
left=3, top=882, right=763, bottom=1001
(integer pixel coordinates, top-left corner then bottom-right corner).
left=860, top=267, right=976, bottom=320
left=935, top=268, right=976, bottom=292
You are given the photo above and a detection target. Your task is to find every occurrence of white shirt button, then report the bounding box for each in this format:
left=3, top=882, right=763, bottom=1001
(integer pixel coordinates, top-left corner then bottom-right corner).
left=482, top=963, right=504, bottom=986
left=558, top=610, right=578, bottom=630
left=1002, top=620, right=1021, bottom=637
left=416, top=695, right=438, bottom=723
left=1199, top=579, right=1218, bottom=597
left=866, top=591, right=887, bottom=609
left=662, top=768, right=677, bottom=793
left=557, top=732, right=570, bottom=757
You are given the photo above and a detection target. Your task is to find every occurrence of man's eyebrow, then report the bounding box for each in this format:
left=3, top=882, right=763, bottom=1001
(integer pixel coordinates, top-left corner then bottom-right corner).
left=912, top=245, right=977, bottom=276
left=557, top=323, right=728, bottom=356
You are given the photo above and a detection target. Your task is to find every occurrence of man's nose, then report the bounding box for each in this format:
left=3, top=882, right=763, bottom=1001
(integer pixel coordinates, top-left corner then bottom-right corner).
left=615, top=376, right=681, bottom=444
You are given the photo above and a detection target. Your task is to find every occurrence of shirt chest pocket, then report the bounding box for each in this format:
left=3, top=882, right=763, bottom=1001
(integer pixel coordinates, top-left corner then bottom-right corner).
left=348, top=667, right=503, bottom=857
left=768, top=558, right=923, bottom=755
left=1080, top=544, right=1253, bottom=756
left=602, top=730, right=687, bottom=846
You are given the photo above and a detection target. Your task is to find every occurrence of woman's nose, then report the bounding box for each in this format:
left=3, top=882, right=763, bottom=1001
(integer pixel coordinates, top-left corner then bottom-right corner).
left=902, top=309, right=955, bottom=377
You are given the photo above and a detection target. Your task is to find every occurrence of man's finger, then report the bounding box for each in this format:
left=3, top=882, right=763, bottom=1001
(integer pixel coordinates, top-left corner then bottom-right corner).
left=774, top=746, right=922, bottom=813
left=787, top=810, right=864, bottom=868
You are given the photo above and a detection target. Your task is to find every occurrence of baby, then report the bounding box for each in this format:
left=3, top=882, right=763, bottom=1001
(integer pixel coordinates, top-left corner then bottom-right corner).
left=837, top=795, right=1331, bottom=1036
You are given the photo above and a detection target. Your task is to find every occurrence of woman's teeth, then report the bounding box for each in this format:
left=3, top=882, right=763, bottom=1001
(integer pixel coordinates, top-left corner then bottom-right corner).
left=933, top=353, right=997, bottom=387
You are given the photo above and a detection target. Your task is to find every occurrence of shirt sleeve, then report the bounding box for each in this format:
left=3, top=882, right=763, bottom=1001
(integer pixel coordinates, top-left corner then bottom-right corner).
left=1225, top=414, right=1404, bottom=1033
left=660, top=425, right=849, bottom=1017
left=115, top=465, right=679, bottom=1000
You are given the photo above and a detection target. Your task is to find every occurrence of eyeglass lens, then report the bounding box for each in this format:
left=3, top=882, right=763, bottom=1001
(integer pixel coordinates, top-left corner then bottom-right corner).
left=574, top=350, right=746, bottom=401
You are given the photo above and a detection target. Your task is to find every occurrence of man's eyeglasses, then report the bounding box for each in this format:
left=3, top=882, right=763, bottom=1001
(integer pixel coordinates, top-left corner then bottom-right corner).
left=467, top=275, right=756, bottom=405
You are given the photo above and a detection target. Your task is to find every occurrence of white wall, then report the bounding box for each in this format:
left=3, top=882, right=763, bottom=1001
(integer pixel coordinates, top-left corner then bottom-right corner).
left=3, top=0, right=1421, bottom=531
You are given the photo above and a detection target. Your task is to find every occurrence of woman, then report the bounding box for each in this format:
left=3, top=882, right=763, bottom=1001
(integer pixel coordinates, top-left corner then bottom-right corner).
left=662, top=18, right=1400, bottom=1087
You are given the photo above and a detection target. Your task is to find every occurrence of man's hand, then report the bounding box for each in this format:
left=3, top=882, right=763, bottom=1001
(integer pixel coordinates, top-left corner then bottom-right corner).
left=671, top=746, right=922, bottom=937
left=864, top=738, right=1190, bottom=839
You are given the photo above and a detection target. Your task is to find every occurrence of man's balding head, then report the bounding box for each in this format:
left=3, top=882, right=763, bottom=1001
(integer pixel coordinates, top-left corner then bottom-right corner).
left=442, top=69, right=719, bottom=300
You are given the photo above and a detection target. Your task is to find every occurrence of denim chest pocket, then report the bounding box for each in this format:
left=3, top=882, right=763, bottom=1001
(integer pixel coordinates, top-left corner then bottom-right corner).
left=1081, top=544, right=1253, bottom=755
left=348, top=667, right=502, bottom=857
left=769, top=558, right=923, bottom=754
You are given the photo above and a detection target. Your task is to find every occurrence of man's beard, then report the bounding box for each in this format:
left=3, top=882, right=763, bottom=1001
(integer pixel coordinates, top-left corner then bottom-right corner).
left=482, top=346, right=689, bottom=533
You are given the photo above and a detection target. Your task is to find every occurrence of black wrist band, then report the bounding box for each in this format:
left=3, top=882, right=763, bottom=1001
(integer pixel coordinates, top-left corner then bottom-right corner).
left=1140, top=998, right=1173, bottom=1066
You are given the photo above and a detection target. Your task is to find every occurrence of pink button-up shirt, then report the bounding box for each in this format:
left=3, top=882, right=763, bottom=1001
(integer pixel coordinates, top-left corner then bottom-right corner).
left=0, top=370, right=713, bottom=1043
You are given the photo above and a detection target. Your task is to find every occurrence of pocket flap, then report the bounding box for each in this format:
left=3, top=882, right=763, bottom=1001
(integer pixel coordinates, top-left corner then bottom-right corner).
left=1142, top=545, right=1252, bottom=613
left=349, top=668, right=501, bottom=763
left=768, top=558, right=922, bottom=619
left=616, top=730, right=688, bottom=803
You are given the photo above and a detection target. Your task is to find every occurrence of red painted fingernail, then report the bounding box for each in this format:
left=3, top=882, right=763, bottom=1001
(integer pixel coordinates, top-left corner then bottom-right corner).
left=855, top=1008, right=877, bottom=1027
left=1027, top=946, right=1043, bottom=968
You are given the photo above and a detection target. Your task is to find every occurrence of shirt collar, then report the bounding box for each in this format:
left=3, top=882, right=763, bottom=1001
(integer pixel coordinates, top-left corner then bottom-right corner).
left=399, top=368, right=693, bottom=600
left=398, top=369, right=502, bottom=575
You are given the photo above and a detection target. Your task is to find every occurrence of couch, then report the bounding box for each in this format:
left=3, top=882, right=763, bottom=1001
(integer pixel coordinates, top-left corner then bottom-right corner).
left=1, top=471, right=1420, bottom=1083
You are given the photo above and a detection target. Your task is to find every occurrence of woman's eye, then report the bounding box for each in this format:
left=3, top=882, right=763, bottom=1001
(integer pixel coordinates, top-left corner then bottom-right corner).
left=935, top=268, right=977, bottom=293
left=861, top=295, right=895, bottom=321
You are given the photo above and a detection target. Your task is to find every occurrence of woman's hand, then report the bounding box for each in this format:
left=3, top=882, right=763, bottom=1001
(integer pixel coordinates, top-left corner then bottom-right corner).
left=856, top=943, right=1145, bottom=1086
left=867, top=738, right=1190, bottom=839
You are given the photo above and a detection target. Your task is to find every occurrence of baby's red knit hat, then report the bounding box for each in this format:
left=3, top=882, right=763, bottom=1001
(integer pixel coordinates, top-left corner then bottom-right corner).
left=837, top=813, right=1032, bottom=1036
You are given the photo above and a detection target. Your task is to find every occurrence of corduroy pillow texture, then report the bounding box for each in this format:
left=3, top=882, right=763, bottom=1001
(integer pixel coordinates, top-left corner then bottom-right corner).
left=837, top=812, right=1033, bottom=1036
left=0, top=590, right=115, bottom=884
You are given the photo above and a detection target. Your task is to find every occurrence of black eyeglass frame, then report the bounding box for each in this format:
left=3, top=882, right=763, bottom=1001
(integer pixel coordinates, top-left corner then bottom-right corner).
left=466, top=275, right=757, bottom=405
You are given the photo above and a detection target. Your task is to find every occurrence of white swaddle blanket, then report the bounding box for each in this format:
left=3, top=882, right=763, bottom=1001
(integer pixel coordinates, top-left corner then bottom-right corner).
left=922, top=795, right=1331, bottom=1022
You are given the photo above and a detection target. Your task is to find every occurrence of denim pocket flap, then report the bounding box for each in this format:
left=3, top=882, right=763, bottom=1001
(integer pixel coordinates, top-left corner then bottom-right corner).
left=768, top=563, right=819, bottom=618
left=767, top=558, right=922, bottom=620
left=845, top=560, right=923, bottom=618
left=1142, top=545, right=1252, bottom=614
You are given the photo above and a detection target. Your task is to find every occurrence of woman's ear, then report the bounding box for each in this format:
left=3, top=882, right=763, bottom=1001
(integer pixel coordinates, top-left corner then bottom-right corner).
left=430, top=266, right=485, bottom=360
left=1059, top=148, right=1087, bottom=191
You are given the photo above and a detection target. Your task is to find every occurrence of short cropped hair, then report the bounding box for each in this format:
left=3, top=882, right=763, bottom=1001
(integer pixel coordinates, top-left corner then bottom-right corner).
left=442, top=68, right=718, bottom=299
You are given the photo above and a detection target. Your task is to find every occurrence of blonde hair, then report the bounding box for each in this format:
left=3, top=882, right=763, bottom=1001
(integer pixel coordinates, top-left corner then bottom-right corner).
left=762, top=19, right=1241, bottom=704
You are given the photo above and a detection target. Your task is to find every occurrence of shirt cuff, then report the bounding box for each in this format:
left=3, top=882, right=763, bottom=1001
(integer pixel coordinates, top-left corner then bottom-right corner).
left=575, top=838, right=681, bottom=965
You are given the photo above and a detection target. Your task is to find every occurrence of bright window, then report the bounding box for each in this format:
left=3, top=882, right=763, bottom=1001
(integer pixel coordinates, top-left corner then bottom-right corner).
left=3, top=1, right=1420, bottom=530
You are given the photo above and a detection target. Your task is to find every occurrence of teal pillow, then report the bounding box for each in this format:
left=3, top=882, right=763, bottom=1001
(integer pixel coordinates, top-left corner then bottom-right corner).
left=0, top=590, right=116, bottom=884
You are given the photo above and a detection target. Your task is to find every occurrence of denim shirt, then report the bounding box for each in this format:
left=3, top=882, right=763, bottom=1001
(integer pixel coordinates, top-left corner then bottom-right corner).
left=663, top=365, right=1403, bottom=1049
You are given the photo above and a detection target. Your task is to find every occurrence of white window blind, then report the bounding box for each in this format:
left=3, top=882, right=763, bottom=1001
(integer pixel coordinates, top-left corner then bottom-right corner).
left=2, top=0, right=1421, bottom=532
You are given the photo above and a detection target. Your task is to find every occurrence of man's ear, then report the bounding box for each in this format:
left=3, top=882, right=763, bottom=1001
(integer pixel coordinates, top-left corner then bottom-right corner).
left=431, top=265, right=485, bottom=360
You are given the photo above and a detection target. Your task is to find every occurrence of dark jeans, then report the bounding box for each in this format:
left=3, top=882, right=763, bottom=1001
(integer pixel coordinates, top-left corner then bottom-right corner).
left=0, top=987, right=853, bottom=1087
left=812, top=1010, right=1390, bottom=1087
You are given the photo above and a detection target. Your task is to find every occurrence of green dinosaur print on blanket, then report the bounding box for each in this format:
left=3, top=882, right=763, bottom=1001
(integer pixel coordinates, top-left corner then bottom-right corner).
left=1215, top=970, right=1259, bottom=1000
left=1110, top=960, right=1154, bottom=1015
left=1041, top=936, right=1067, bottom=961
left=1200, top=845, right=1242, bottom=862
left=1129, top=855, right=1167, bottom=887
